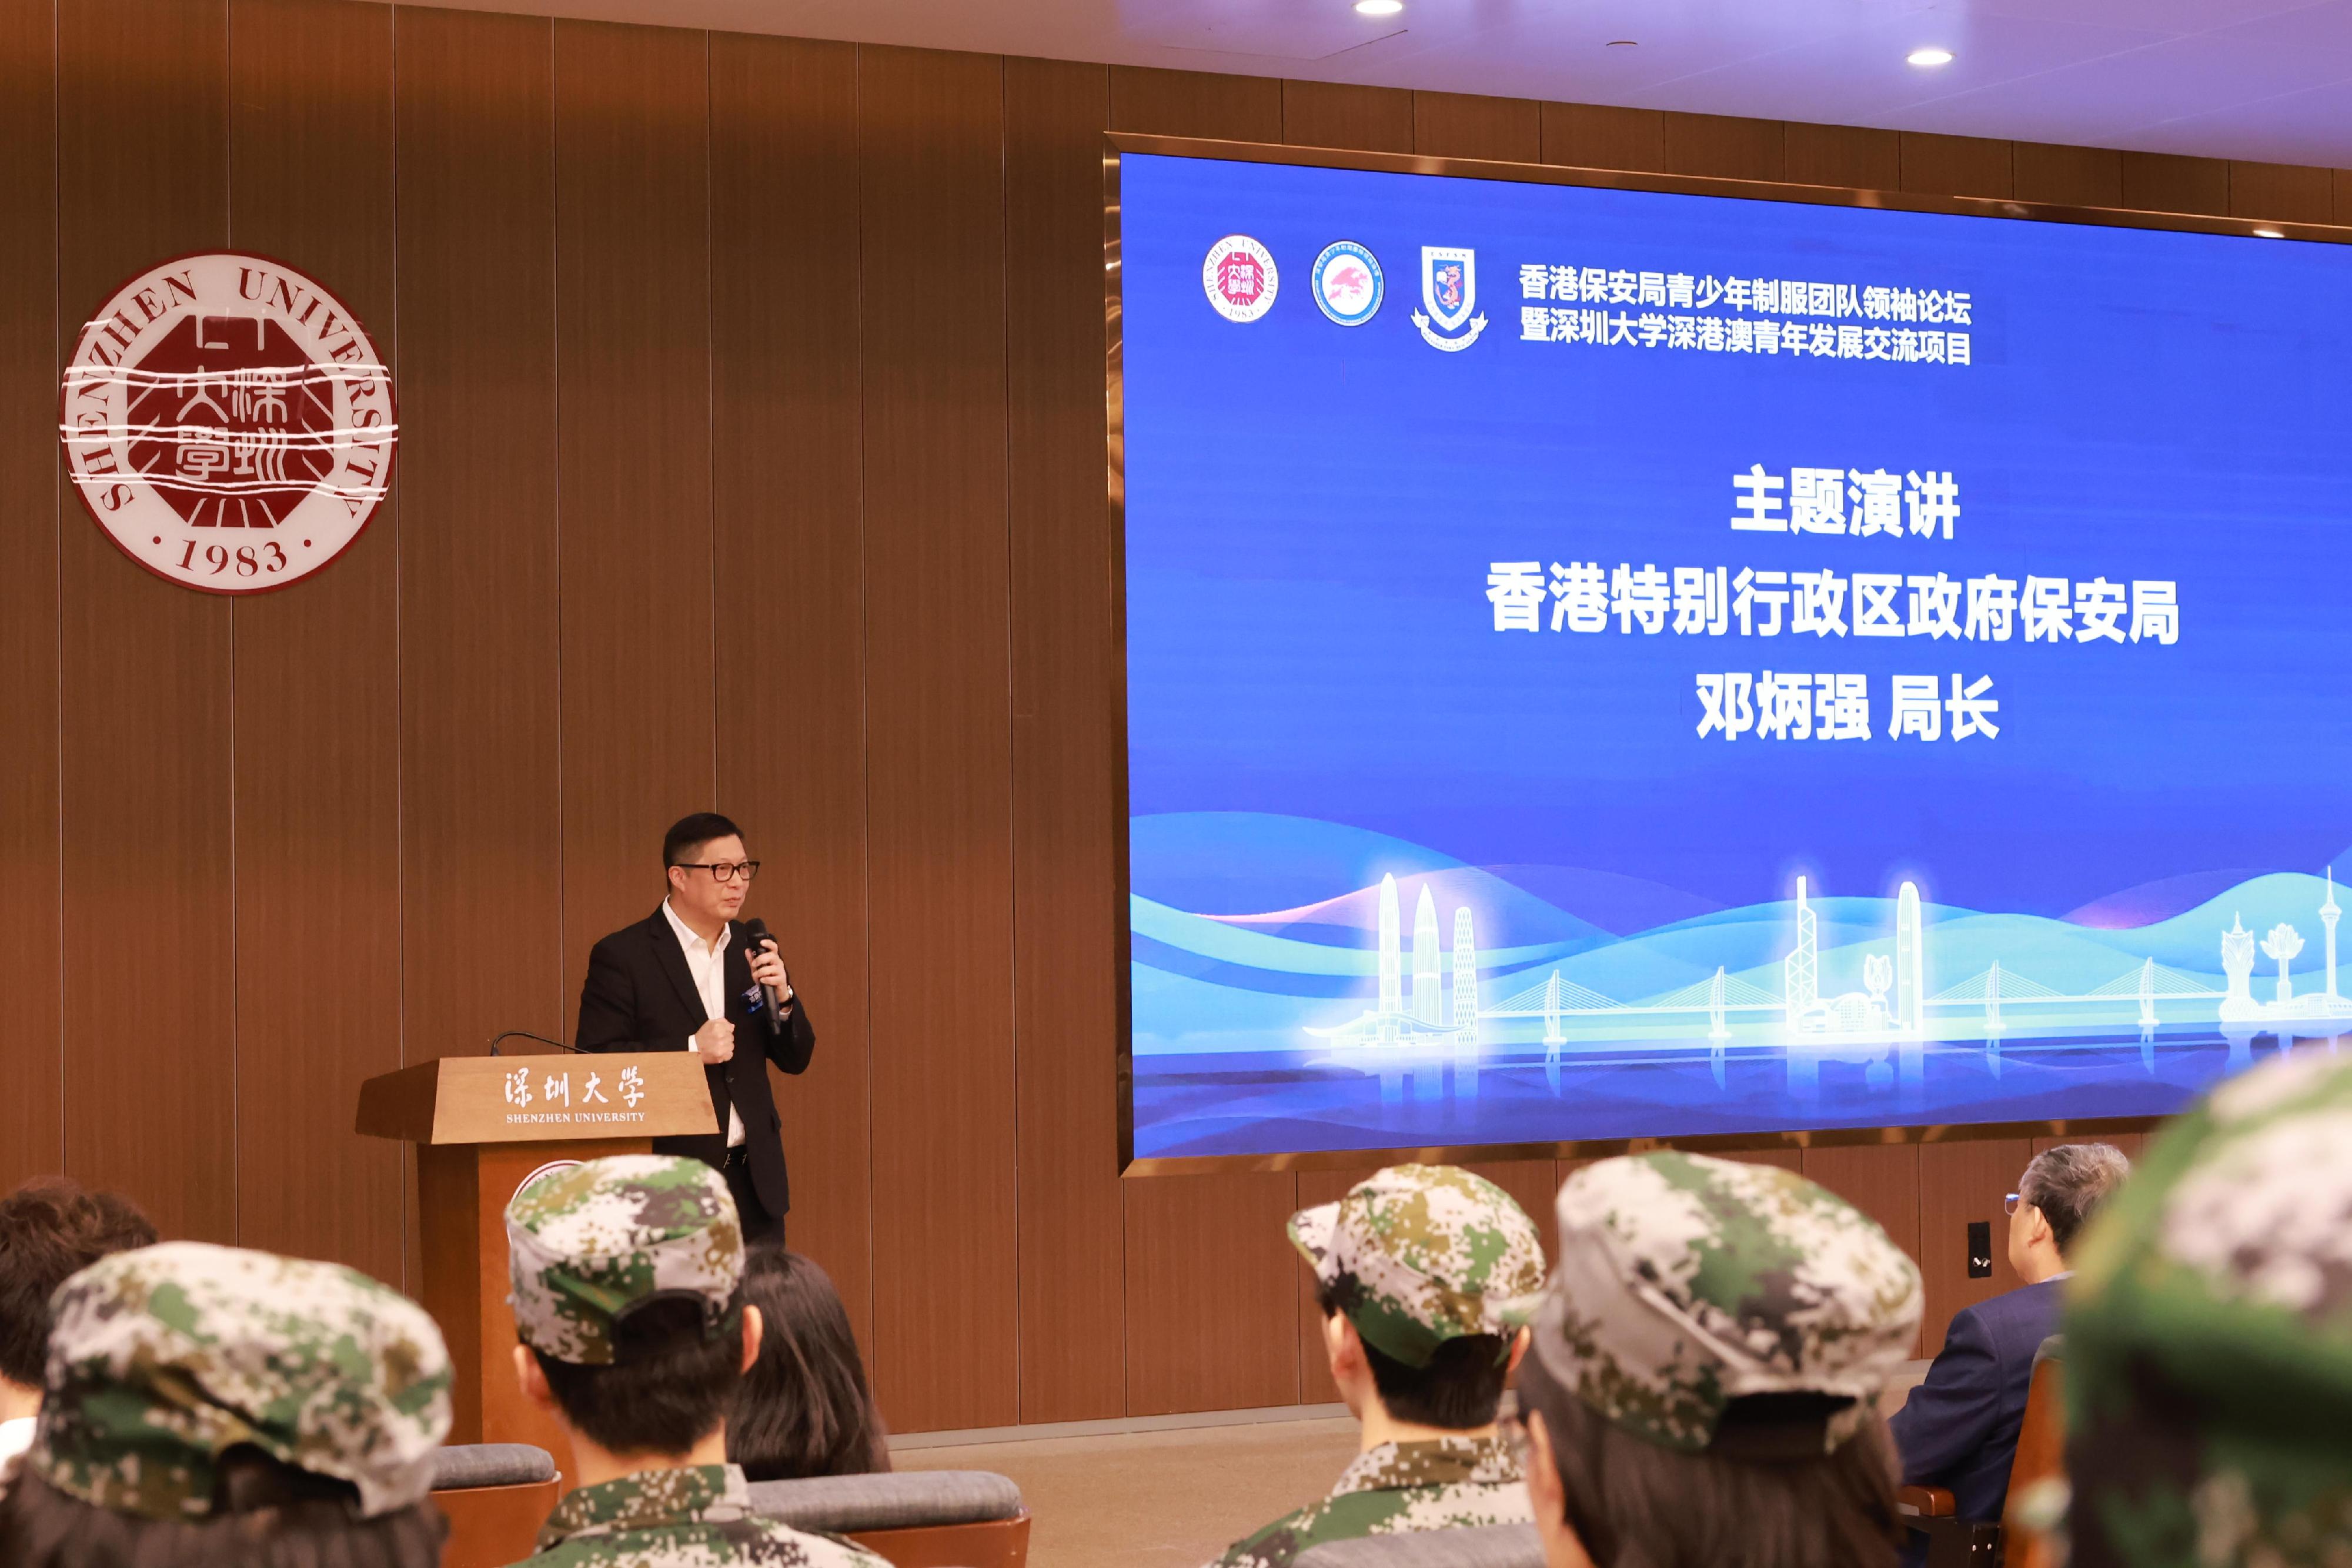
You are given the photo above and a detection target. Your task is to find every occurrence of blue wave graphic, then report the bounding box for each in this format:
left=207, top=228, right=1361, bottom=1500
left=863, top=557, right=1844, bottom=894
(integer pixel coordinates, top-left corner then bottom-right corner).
left=1130, top=813, right=2351, bottom=1156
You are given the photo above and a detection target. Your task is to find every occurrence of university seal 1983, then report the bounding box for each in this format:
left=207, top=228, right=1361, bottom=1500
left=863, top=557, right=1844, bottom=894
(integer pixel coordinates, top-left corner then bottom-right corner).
left=59, top=253, right=395, bottom=593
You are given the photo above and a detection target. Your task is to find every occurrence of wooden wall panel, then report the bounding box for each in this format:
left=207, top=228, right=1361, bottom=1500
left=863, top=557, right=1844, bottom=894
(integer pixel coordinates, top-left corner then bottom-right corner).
left=1663, top=112, right=1783, bottom=181
left=1005, top=55, right=1128, bottom=1426
left=56, top=0, right=237, bottom=1244
left=392, top=6, right=562, bottom=1077
left=1128, top=1171, right=1300, bottom=1415
left=858, top=44, right=1021, bottom=1434
left=1542, top=103, right=1663, bottom=172
left=2031, top=1131, right=2144, bottom=1161
left=2122, top=151, right=2229, bottom=215
left=2015, top=142, right=2123, bottom=208
left=552, top=21, right=716, bottom=992
left=1414, top=91, right=1540, bottom=163
left=1716, top=1145, right=1803, bottom=1171
left=1292, top=1165, right=1374, bottom=1406
left=1468, top=1158, right=1563, bottom=1255
left=2228, top=161, right=2332, bottom=223
left=1104, top=55, right=1327, bottom=1427
left=2337, top=170, right=2352, bottom=223
left=0, top=0, right=61, bottom=1193
left=1900, top=132, right=2013, bottom=198
left=1785, top=123, right=1899, bottom=190
left=1109, top=65, right=1281, bottom=141
left=394, top=5, right=560, bottom=1293
left=226, top=0, right=402, bottom=1281
left=1805, top=1144, right=1923, bottom=1356
left=1284, top=81, right=1413, bottom=153
left=1917, top=1138, right=2033, bottom=1356
left=708, top=31, right=876, bottom=1349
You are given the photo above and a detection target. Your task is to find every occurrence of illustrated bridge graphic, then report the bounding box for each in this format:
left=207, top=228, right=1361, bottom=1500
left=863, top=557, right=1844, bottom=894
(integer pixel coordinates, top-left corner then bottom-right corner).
left=1482, top=956, right=2224, bottom=1045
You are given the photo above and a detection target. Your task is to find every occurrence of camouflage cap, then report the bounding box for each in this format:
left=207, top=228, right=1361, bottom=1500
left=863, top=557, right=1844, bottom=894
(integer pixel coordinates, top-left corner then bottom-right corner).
left=1532, top=1151, right=1921, bottom=1454
left=2065, top=1051, right=2352, bottom=1567
left=505, top=1154, right=744, bottom=1365
left=28, top=1241, right=451, bottom=1520
left=1289, top=1164, right=1548, bottom=1369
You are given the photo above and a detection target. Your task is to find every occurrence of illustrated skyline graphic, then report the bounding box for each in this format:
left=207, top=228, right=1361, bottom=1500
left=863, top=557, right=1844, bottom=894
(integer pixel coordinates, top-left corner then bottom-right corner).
left=1126, top=811, right=2352, bottom=1155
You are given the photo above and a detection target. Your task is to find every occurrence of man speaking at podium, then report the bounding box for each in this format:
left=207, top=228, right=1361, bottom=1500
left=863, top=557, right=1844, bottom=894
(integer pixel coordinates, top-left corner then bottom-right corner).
left=576, top=812, right=814, bottom=1243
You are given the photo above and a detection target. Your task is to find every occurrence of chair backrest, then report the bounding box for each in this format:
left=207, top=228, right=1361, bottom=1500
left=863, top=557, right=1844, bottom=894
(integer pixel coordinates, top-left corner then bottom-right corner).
left=746, top=1469, right=1023, bottom=1532
left=1295, top=1524, right=1545, bottom=1568
left=2010, top=1337, right=2064, bottom=1496
left=849, top=1513, right=1032, bottom=1568
left=430, top=1443, right=559, bottom=1568
left=2001, top=1336, right=2066, bottom=1568
left=432, top=1443, right=557, bottom=1490
left=747, top=1470, right=1030, bottom=1568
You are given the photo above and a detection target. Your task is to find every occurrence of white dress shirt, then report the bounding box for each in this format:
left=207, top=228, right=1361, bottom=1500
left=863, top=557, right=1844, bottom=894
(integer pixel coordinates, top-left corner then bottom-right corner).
left=0, top=1414, right=32, bottom=1475
left=662, top=898, right=747, bottom=1148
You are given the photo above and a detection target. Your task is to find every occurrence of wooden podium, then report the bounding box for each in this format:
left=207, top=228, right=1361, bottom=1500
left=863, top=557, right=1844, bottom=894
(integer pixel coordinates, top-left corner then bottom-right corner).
left=356, top=1052, right=719, bottom=1459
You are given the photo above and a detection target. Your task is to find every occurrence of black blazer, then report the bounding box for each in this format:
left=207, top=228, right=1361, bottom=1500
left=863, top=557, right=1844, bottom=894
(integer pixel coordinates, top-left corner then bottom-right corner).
left=574, top=907, right=816, bottom=1216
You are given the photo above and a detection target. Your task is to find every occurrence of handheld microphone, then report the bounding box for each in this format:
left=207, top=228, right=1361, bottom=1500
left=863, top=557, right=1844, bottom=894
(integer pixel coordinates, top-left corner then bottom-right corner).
left=740, top=917, right=786, bottom=1036
left=488, top=1030, right=583, bottom=1057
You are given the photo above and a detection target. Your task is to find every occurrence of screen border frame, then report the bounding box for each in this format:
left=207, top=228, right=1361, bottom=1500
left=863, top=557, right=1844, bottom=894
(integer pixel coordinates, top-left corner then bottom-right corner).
left=1107, top=129, right=2350, bottom=1176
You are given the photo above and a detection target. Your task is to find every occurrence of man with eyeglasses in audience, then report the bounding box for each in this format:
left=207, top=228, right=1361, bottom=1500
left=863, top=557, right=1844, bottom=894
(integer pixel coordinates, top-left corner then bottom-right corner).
left=577, top=811, right=815, bottom=1244
left=1890, top=1142, right=2130, bottom=1559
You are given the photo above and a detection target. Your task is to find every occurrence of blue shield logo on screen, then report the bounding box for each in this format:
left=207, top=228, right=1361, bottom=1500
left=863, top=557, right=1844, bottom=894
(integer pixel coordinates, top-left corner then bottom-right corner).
left=1311, top=240, right=1384, bottom=326
left=1414, top=246, right=1489, bottom=350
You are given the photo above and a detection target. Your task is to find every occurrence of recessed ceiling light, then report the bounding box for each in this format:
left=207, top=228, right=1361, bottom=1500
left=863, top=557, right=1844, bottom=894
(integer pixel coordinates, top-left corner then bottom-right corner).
left=1354, top=0, right=1403, bottom=14
left=1608, top=39, right=1638, bottom=47
left=1907, top=47, right=1954, bottom=67
left=2253, top=226, right=2285, bottom=238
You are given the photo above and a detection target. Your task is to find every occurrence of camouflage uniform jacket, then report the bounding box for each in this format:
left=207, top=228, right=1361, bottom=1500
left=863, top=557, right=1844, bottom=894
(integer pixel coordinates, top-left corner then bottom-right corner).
left=1208, top=1435, right=1532, bottom=1568
left=516, top=1463, right=888, bottom=1568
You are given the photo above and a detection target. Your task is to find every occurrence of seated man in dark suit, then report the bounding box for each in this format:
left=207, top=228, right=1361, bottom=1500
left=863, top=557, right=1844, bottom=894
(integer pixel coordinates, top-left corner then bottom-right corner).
left=1892, top=1142, right=2130, bottom=1546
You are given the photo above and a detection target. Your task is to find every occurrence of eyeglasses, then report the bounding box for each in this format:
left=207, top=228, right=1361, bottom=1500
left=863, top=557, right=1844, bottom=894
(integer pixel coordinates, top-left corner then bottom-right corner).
left=673, top=860, right=760, bottom=884
left=2004, top=1192, right=2023, bottom=1215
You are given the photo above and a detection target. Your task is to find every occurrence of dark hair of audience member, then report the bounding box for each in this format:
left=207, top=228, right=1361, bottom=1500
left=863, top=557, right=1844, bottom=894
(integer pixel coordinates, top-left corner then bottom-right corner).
left=1514, top=1339, right=1903, bottom=1568
left=533, top=1292, right=747, bottom=1456
left=0, top=1178, right=158, bottom=1389
left=729, top=1248, right=890, bottom=1480
left=1315, top=1279, right=1512, bottom=1430
left=0, top=1450, right=446, bottom=1568
left=2018, top=1141, right=2130, bottom=1255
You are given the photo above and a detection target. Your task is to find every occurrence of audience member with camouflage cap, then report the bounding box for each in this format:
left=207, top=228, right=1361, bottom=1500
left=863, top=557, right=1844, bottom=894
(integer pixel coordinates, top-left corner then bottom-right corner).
left=0, top=1241, right=453, bottom=1568
left=508, top=1152, right=748, bottom=1366
left=1516, top=1151, right=1922, bottom=1568
left=1208, top=1164, right=1549, bottom=1568
left=506, top=1155, right=887, bottom=1568
left=2065, top=1051, right=2352, bottom=1568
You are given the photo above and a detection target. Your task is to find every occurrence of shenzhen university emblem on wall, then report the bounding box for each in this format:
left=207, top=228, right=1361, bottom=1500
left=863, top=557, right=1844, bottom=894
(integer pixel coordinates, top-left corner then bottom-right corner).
left=59, top=253, right=395, bottom=593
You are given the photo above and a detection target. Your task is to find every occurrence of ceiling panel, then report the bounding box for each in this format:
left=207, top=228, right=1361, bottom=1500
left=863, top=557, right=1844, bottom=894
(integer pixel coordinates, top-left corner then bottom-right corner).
left=378, top=0, right=2352, bottom=169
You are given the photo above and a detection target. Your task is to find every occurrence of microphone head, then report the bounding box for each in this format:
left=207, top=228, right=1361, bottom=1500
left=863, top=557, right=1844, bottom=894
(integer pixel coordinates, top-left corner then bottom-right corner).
left=741, top=916, right=770, bottom=944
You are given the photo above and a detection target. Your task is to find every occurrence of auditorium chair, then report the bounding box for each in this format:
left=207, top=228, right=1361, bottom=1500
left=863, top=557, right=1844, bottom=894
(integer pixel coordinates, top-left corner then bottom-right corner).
left=429, top=1443, right=560, bottom=1568
left=1295, top=1524, right=1544, bottom=1568
left=1897, top=1335, right=2065, bottom=1568
left=749, top=1469, right=1031, bottom=1568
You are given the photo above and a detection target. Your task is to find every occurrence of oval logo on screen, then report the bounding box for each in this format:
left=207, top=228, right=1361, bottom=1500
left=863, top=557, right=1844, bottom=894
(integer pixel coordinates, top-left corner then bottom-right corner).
left=1312, top=241, right=1384, bottom=326
left=1202, top=235, right=1278, bottom=322
left=59, top=252, right=396, bottom=595
left=512, top=1159, right=582, bottom=1207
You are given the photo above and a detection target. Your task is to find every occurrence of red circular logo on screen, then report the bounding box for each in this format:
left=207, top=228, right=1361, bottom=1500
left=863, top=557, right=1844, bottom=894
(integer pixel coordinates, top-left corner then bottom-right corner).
left=1202, top=235, right=1279, bottom=322
left=59, top=252, right=396, bottom=594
